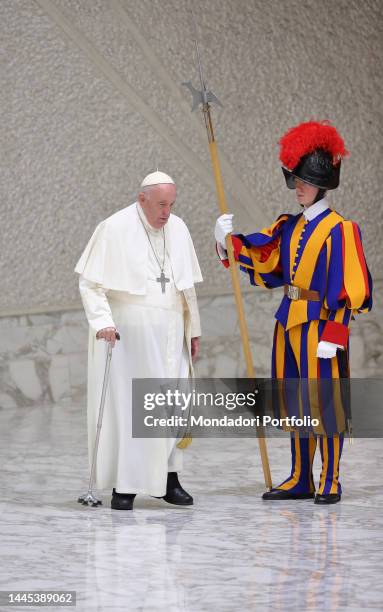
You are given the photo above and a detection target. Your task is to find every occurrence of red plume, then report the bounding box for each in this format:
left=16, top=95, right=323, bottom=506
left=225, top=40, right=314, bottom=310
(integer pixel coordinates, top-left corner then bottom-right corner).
left=279, top=120, right=349, bottom=170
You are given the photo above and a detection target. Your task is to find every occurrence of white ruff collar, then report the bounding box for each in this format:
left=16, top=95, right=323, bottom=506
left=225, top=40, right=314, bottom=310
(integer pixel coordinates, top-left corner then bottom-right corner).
left=303, top=197, right=329, bottom=222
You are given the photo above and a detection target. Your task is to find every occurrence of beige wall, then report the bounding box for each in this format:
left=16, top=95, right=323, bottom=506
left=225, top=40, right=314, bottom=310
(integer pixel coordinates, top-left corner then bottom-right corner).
left=1, top=0, right=382, bottom=315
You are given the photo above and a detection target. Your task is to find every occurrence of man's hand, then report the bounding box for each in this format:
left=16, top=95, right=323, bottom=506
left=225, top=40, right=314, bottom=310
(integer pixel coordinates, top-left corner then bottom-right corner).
left=214, top=214, right=234, bottom=247
left=191, top=337, right=200, bottom=362
left=316, top=340, right=339, bottom=359
left=96, top=327, right=118, bottom=347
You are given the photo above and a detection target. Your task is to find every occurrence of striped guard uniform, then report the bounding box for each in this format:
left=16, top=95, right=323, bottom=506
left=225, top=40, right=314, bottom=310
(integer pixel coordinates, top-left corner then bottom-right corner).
left=221, top=200, right=372, bottom=496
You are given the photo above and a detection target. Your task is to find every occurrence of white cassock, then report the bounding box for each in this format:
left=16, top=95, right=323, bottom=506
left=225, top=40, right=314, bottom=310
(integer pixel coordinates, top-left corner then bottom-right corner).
left=75, top=202, right=202, bottom=496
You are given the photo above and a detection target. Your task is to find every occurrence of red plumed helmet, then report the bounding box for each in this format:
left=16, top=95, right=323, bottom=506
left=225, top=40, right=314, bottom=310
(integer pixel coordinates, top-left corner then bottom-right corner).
left=279, top=121, right=349, bottom=190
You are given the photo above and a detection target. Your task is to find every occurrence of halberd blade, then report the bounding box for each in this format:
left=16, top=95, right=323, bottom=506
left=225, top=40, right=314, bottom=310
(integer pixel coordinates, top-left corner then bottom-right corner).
left=182, top=81, right=223, bottom=111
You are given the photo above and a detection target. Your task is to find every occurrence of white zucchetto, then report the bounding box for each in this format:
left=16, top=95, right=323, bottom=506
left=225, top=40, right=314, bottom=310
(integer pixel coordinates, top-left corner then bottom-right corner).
left=140, top=171, right=175, bottom=187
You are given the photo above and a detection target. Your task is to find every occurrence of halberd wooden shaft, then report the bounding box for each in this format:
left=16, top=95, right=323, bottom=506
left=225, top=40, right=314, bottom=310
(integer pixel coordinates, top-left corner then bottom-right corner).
left=185, top=11, right=272, bottom=488
left=206, top=113, right=272, bottom=490
left=209, top=140, right=255, bottom=374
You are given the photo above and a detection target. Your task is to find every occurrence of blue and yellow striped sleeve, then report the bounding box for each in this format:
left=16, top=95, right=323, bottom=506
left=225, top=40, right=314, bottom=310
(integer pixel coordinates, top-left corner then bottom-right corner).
left=321, top=220, right=372, bottom=347
left=220, top=214, right=291, bottom=289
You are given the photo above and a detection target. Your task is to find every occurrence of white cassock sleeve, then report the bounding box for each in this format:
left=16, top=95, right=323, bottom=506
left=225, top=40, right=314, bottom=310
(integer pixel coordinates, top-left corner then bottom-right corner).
left=183, top=286, right=202, bottom=338
left=79, top=275, right=116, bottom=333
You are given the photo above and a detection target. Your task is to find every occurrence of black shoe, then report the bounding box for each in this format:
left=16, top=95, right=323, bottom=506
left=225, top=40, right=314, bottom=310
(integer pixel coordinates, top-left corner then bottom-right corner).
left=111, top=488, right=136, bottom=511
left=314, top=493, right=341, bottom=505
left=262, top=488, right=315, bottom=500
left=162, top=472, right=193, bottom=506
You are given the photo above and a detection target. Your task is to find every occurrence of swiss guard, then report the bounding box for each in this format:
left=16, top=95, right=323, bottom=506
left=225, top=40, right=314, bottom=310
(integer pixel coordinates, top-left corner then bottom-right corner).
left=214, top=120, right=372, bottom=504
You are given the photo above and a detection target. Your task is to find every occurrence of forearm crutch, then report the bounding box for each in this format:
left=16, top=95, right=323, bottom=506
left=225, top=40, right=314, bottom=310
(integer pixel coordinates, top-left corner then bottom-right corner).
left=78, top=332, right=120, bottom=507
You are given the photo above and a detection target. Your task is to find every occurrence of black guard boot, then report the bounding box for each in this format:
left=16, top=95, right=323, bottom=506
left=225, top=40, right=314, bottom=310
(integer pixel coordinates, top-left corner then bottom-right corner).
left=314, top=493, right=341, bottom=505
left=263, top=489, right=315, bottom=500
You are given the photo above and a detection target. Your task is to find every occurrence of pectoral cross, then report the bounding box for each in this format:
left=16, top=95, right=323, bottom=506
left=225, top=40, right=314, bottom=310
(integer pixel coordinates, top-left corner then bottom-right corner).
left=157, top=271, right=170, bottom=293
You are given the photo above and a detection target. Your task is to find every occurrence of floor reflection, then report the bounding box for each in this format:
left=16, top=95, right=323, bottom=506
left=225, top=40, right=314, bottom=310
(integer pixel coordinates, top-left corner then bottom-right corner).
left=0, top=404, right=382, bottom=611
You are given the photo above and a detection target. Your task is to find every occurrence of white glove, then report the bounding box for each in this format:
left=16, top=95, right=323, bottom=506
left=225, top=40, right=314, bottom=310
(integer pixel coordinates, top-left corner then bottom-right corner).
left=316, top=340, right=343, bottom=359
left=215, top=214, right=234, bottom=247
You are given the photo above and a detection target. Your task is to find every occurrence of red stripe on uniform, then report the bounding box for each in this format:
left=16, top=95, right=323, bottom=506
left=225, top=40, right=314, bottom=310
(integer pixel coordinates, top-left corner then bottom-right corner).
left=231, top=235, right=243, bottom=260
left=320, top=320, right=349, bottom=347
left=338, top=223, right=347, bottom=301
left=352, top=222, right=370, bottom=299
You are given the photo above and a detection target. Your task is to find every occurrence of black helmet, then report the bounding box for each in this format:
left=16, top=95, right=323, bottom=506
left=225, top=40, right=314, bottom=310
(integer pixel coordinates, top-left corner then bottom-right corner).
left=282, top=149, right=341, bottom=190
left=279, top=121, right=348, bottom=191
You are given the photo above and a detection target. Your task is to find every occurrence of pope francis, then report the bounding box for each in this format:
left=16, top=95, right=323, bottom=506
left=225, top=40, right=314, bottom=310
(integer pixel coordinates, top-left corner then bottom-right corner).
left=75, top=171, right=203, bottom=510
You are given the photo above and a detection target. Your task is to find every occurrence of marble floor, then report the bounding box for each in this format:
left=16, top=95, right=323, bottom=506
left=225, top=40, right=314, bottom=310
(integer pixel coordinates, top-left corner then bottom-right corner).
left=0, top=401, right=382, bottom=612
